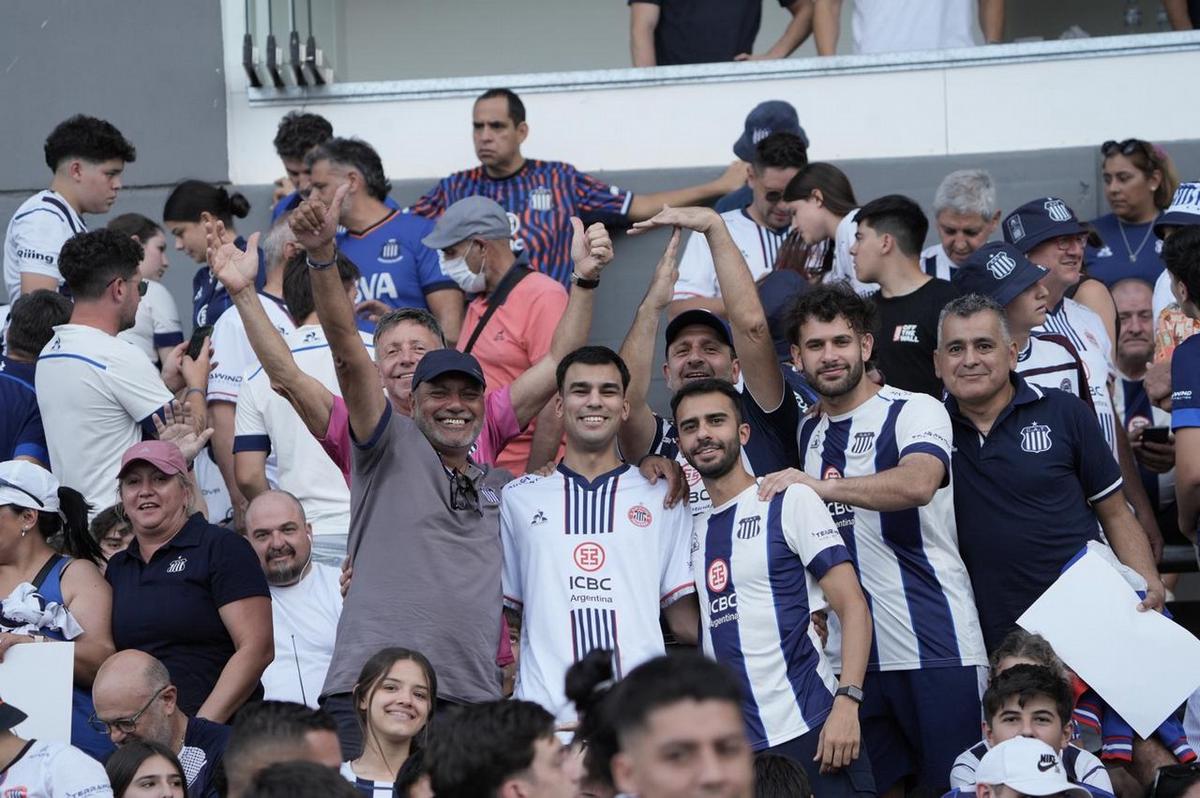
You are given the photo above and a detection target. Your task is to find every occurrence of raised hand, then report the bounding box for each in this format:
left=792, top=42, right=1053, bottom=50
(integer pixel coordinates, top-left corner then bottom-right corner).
left=289, top=183, right=348, bottom=256
left=644, top=226, right=682, bottom=312
left=153, top=399, right=215, bottom=463
left=205, top=218, right=260, bottom=296
left=628, top=205, right=720, bottom=236
left=569, top=217, right=614, bottom=280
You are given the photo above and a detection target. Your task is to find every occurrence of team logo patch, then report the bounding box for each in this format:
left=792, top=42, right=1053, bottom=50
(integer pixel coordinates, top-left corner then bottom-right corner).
left=379, top=238, right=403, bottom=263
left=1127, top=415, right=1150, bottom=434
left=574, top=542, right=605, bottom=572
left=1060, top=378, right=1072, bottom=392
left=531, top=510, right=547, bottom=526
left=850, top=431, right=875, bottom=454
left=1096, top=245, right=1113, bottom=258
left=1007, top=215, right=1026, bottom=242
left=1044, top=199, right=1072, bottom=223
left=707, top=558, right=729, bottom=592
left=823, top=465, right=842, bottom=480
left=303, top=329, right=320, bottom=343
left=628, top=504, right=652, bottom=528
left=752, top=127, right=772, bottom=144
left=736, top=515, right=761, bottom=540
left=528, top=187, right=553, bottom=212
left=167, top=556, right=187, bottom=574
left=1019, top=421, right=1053, bottom=453
left=683, top=463, right=702, bottom=486
left=986, top=251, right=1016, bottom=279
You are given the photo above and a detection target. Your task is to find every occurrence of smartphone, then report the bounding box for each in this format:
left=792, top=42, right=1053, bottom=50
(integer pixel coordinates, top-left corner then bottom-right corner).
left=1141, top=426, right=1170, bottom=444
left=187, top=325, right=214, bottom=360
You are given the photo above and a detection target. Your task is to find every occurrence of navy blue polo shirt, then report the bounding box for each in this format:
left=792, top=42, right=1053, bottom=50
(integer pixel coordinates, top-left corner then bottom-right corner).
left=945, top=374, right=1123, bottom=651
left=0, top=356, right=47, bottom=464
left=183, top=715, right=231, bottom=798
left=105, top=513, right=269, bottom=716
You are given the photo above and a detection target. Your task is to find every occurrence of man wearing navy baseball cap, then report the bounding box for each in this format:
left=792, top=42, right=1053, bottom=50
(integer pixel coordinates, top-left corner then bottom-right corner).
left=953, top=242, right=1091, bottom=406
left=1151, top=182, right=1200, bottom=323
left=717, top=100, right=810, bottom=214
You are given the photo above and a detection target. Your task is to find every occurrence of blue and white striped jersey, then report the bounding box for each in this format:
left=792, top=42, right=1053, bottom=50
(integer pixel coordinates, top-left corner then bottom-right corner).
left=798, top=386, right=987, bottom=672
left=1017, top=333, right=1091, bottom=407
left=673, top=208, right=789, bottom=302
left=695, top=482, right=850, bottom=750
left=500, top=463, right=695, bottom=726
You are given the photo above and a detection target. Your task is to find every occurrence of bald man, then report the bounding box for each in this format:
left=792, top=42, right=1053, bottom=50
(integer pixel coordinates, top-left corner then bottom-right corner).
left=91, top=650, right=230, bottom=798
left=243, top=490, right=342, bottom=708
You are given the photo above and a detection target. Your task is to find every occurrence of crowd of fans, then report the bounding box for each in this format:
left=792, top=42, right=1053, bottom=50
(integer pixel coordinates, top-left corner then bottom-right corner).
left=0, top=80, right=1199, bottom=798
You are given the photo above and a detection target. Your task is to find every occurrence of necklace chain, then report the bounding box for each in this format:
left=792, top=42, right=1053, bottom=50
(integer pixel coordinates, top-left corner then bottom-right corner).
left=1117, top=216, right=1157, bottom=263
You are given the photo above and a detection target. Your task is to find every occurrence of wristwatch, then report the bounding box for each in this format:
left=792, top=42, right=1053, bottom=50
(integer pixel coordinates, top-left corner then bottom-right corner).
left=570, top=272, right=600, bottom=289
left=306, top=252, right=337, bottom=271
left=835, top=685, right=865, bottom=704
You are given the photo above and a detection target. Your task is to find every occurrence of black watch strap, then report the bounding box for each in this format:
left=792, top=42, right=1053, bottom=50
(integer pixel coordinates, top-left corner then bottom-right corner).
left=835, top=685, right=864, bottom=704
left=571, top=272, right=600, bottom=289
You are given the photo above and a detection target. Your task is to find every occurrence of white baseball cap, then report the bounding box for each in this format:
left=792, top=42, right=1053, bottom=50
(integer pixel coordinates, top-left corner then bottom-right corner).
left=0, top=460, right=61, bottom=514
left=976, top=738, right=1090, bottom=798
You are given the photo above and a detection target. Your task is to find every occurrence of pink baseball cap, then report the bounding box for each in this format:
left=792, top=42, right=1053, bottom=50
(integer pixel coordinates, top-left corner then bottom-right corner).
left=118, top=440, right=188, bottom=478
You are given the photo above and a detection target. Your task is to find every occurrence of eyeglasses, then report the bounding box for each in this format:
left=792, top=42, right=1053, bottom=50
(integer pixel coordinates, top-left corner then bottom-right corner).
left=1150, top=763, right=1200, bottom=798
left=87, top=685, right=167, bottom=735
left=1052, top=233, right=1088, bottom=251
left=0, top=477, right=44, bottom=507
left=105, top=276, right=148, bottom=296
left=448, top=470, right=481, bottom=515
left=764, top=190, right=787, bottom=204
left=1102, top=138, right=1153, bottom=159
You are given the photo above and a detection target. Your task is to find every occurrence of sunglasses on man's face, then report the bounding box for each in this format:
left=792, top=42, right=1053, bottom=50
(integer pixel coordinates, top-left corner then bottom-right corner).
left=105, top=276, right=148, bottom=296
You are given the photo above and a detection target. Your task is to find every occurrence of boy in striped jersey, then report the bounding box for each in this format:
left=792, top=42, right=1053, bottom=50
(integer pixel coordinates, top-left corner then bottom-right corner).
left=768, top=284, right=988, bottom=795
left=500, top=346, right=697, bottom=728
left=674, top=377, right=875, bottom=796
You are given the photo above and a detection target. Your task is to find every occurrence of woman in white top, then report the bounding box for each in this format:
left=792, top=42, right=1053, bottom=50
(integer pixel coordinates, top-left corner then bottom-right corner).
left=781, top=162, right=876, bottom=295
left=108, top=213, right=183, bottom=367
left=341, top=648, right=436, bottom=797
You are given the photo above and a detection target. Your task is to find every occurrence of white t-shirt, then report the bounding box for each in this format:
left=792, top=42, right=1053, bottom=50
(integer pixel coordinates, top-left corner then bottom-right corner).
left=500, top=463, right=695, bottom=726
left=207, top=292, right=294, bottom=404
left=261, top=561, right=343, bottom=708
left=234, top=325, right=373, bottom=536
left=118, top=280, right=184, bottom=364
left=0, top=738, right=113, bottom=798
left=673, top=208, right=788, bottom=301
left=850, top=0, right=981, bottom=54
left=4, top=190, right=86, bottom=300
left=823, top=210, right=877, bottom=296
left=36, top=324, right=172, bottom=513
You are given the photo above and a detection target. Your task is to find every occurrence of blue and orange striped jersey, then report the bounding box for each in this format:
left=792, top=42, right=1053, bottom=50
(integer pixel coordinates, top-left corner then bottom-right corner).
left=410, top=159, right=633, bottom=286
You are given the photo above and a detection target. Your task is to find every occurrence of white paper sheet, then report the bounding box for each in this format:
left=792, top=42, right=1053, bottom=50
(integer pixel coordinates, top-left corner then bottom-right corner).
left=0, top=641, right=74, bottom=742
left=1018, top=550, right=1200, bottom=739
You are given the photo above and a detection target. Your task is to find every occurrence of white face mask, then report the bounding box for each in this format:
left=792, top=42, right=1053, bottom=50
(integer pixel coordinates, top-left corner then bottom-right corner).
left=441, top=243, right=487, bottom=294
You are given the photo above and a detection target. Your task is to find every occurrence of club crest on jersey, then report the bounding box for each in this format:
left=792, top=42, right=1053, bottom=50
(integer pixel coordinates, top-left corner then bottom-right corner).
left=707, top=558, right=729, bottom=592
left=1060, top=378, right=1072, bottom=392
left=574, top=542, right=605, bottom=572
left=1020, top=422, right=1053, bottom=454
left=986, top=251, right=1016, bottom=279
left=628, top=504, right=652, bottom=528
left=1006, top=215, right=1026, bottom=242
left=528, top=187, right=553, bottom=212
left=683, top=463, right=702, bottom=487
left=167, top=556, right=187, bottom=574
left=736, top=515, right=761, bottom=540
left=379, top=238, right=403, bottom=263
left=822, top=465, right=842, bottom=480
left=1044, top=199, right=1072, bottom=223
left=850, top=431, right=875, bottom=454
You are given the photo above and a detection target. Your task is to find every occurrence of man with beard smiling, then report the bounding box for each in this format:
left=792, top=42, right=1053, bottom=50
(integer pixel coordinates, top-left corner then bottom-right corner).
left=672, top=377, right=874, bottom=794
left=243, top=491, right=342, bottom=709
left=500, top=346, right=697, bottom=729
left=289, top=188, right=511, bottom=757
left=764, top=284, right=987, bottom=796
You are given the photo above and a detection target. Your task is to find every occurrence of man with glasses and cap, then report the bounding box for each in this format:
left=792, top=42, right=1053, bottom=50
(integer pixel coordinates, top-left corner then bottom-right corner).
left=0, top=695, right=112, bottom=795
left=289, top=187, right=514, bottom=758
left=715, top=101, right=810, bottom=214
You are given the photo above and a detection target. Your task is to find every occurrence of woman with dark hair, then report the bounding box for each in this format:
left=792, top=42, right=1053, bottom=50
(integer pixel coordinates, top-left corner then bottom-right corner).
left=1088, top=139, right=1181, bottom=287
left=88, top=504, right=132, bottom=573
left=161, top=179, right=262, bottom=327
left=108, top=212, right=184, bottom=367
left=780, top=162, right=875, bottom=294
left=0, top=460, right=115, bottom=759
left=564, top=648, right=618, bottom=798
left=105, top=738, right=188, bottom=798
left=341, top=648, right=437, bottom=796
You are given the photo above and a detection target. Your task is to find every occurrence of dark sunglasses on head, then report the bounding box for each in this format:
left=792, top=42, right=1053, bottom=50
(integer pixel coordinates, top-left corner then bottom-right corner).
left=1101, top=138, right=1153, bottom=159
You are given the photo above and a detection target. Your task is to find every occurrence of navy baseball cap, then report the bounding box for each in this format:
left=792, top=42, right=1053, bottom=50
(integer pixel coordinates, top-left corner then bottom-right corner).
left=953, top=242, right=1048, bottom=307
left=1155, top=182, right=1200, bottom=238
left=733, top=101, right=809, bottom=161
left=665, top=309, right=735, bottom=353
left=412, top=348, right=486, bottom=391
left=1002, top=197, right=1089, bottom=253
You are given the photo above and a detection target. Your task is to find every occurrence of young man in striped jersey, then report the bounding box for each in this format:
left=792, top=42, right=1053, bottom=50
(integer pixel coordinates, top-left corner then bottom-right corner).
left=767, top=284, right=988, bottom=796
left=673, top=377, right=875, bottom=796
left=500, top=346, right=698, bottom=729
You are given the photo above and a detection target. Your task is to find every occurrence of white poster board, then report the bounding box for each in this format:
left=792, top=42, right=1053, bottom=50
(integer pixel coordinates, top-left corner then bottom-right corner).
left=0, top=641, right=74, bottom=742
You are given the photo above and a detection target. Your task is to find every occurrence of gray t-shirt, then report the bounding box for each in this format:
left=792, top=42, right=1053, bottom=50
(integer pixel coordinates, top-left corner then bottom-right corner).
left=322, top=404, right=510, bottom=703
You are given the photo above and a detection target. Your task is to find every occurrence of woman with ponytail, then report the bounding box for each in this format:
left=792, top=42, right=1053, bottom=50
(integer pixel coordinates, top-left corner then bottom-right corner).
left=0, top=459, right=115, bottom=759
left=780, top=162, right=876, bottom=295
left=564, top=648, right=619, bottom=798
left=162, top=179, right=261, bottom=327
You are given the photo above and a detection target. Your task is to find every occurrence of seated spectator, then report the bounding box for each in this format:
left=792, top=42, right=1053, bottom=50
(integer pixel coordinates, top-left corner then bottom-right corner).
left=104, top=440, right=272, bottom=722
left=427, top=700, right=575, bottom=798
left=108, top=213, right=184, bottom=367
left=670, top=132, right=808, bottom=320
left=243, top=491, right=342, bottom=707
left=89, top=505, right=133, bottom=573
left=1087, top=140, right=1179, bottom=288
left=716, top=101, right=809, bottom=214
left=0, top=460, right=113, bottom=760
left=754, top=753, right=814, bottom=798
left=813, top=0, right=1004, bottom=55
left=948, top=736, right=1091, bottom=798
left=1, top=289, right=70, bottom=466
left=271, top=111, right=334, bottom=222
left=246, top=761, right=359, bottom=798
left=629, top=0, right=813, bottom=66
left=922, top=169, right=1001, bottom=281
left=782, top=162, right=875, bottom=294
left=104, top=739, right=187, bottom=798
left=341, top=649, right=436, bottom=793
left=223, top=702, right=343, bottom=798
left=0, top=694, right=113, bottom=797
left=91, top=649, right=231, bottom=798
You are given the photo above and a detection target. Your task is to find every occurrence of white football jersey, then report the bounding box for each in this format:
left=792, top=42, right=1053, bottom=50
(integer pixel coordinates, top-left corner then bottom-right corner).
left=4, top=190, right=86, bottom=299
left=1017, top=333, right=1089, bottom=405
left=673, top=208, right=787, bottom=301
left=0, top=738, right=112, bottom=798
left=501, top=463, right=695, bottom=726
left=207, top=292, right=294, bottom=404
